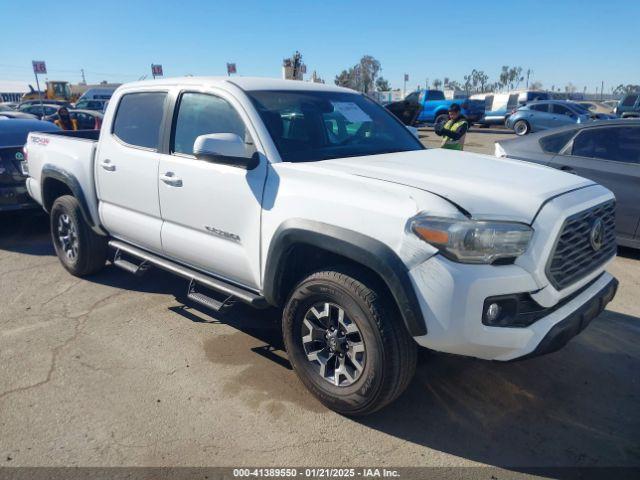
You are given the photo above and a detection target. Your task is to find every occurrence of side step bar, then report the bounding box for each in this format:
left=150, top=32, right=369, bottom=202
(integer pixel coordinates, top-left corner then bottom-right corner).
left=108, top=240, right=268, bottom=308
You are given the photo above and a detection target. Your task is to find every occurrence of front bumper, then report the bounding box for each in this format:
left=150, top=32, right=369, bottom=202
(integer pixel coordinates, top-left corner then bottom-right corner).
left=516, top=276, right=617, bottom=360
left=409, top=255, right=617, bottom=361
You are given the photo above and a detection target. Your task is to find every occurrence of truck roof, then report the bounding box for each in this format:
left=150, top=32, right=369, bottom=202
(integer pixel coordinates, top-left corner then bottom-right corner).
left=117, top=76, right=355, bottom=94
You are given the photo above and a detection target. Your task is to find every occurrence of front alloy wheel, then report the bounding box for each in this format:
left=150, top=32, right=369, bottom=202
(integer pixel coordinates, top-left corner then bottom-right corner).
left=283, top=268, right=417, bottom=416
left=301, top=302, right=366, bottom=387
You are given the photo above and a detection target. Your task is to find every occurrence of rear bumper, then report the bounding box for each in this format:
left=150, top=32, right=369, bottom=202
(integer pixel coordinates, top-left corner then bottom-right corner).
left=0, top=184, right=38, bottom=212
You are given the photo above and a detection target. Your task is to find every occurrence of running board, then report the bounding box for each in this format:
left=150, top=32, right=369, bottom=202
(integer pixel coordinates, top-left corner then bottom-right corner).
left=187, top=279, right=237, bottom=313
left=113, top=249, right=150, bottom=276
left=108, top=240, right=268, bottom=308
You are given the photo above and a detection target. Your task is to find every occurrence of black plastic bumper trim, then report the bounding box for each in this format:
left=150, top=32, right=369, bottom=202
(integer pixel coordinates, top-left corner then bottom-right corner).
left=514, top=276, right=618, bottom=361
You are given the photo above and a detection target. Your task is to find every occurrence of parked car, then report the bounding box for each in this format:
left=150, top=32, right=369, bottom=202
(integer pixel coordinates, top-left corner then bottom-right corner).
left=76, top=86, right=118, bottom=101
left=576, top=101, right=615, bottom=116
left=414, top=89, right=485, bottom=125
left=24, top=77, right=619, bottom=415
left=495, top=120, right=640, bottom=249
left=602, top=100, right=620, bottom=110
left=0, top=118, right=60, bottom=212
left=73, top=99, right=108, bottom=112
left=506, top=100, right=596, bottom=135
left=615, top=93, right=640, bottom=118
left=44, top=109, right=103, bottom=130
left=0, top=102, right=18, bottom=111
left=0, top=111, right=38, bottom=120
left=18, top=103, right=64, bottom=119
left=474, top=90, right=550, bottom=126
left=18, top=99, right=71, bottom=111
left=384, top=90, right=422, bottom=126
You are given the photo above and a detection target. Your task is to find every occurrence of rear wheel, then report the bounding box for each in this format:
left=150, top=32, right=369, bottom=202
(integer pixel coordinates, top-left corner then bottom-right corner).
left=434, top=113, right=449, bottom=127
left=282, top=268, right=417, bottom=416
left=513, top=119, right=530, bottom=136
left=50, top=195, right=107, bottom=276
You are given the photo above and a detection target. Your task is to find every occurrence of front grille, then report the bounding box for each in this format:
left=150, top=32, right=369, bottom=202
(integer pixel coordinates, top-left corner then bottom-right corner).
left=546, top=200, right=616, bottom=290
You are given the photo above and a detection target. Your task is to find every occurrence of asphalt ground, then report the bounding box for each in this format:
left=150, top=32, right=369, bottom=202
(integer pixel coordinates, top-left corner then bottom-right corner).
left=0, top=130, right=638, bottom=475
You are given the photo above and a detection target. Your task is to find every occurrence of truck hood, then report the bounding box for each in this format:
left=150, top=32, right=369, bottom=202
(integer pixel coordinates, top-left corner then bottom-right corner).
left=309, top=149, right=595, bottom=223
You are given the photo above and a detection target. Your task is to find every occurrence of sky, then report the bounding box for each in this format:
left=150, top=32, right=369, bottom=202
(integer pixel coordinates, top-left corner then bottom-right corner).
left=1, top=0, right=638, bottom=93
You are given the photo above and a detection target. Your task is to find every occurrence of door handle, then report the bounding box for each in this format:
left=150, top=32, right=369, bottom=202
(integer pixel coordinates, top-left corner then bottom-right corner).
left=100, top=159, right=116, bottom=171
left=160, top=172, right=183, bottom=187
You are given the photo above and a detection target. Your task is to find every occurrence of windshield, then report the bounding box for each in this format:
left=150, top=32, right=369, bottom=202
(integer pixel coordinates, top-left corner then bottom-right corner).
left=246, top=90, right=424, bottom=162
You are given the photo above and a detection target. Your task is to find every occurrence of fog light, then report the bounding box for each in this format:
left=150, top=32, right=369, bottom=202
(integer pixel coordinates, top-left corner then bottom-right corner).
left=485, top=303, right=502, bottom=323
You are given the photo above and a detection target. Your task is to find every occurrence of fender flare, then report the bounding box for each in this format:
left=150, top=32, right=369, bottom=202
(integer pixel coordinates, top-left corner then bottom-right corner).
left=263, top=219, right=427, bottom=337
left=41, top=164, right=106, bottom=235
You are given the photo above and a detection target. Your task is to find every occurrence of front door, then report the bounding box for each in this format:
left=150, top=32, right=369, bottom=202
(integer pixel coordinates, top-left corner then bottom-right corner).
left=157, top=89, right=267, bottom=288
left=96, top=90, right=168, bottom=252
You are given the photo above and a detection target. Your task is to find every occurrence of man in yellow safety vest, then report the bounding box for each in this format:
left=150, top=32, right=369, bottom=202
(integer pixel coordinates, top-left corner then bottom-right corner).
left=434, top=103, right=468, bottom=150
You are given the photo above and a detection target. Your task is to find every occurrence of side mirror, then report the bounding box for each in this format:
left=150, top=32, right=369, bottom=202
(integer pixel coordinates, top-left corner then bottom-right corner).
left=193, top=133, right=258, bottom=170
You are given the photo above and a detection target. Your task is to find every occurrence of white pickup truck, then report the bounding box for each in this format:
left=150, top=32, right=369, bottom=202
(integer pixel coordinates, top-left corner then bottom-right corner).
left=24, top=77, right=618, bottom=415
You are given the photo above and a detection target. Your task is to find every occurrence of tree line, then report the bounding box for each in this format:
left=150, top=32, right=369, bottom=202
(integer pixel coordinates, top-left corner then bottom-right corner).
left=333, top=55, right=638, bottom=96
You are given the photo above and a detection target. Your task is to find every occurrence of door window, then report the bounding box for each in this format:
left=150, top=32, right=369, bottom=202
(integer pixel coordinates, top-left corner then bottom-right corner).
left=571, top=126, right=639, bottom=163
left=112, top=92, right=167, bottom=150
left=552, top=104, right=574, bottom=117
left=621, top=95, right=638, bottom=107
left=530, top=103, right=549, bottom=112
left=172, top=92, right=248, bottom=156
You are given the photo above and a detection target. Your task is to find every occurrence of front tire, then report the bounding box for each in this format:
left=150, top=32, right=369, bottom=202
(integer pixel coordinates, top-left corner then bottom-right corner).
left=50, top=195, right=107, bottom=276
left=513, top=119, right=530, bottom=136
left=282, top=268, right=417, bottom=416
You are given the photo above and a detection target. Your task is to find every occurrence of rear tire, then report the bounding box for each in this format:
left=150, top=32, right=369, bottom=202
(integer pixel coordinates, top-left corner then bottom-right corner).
left=513, top=119, right=530, bottom=136
left=50, top=195, right=107, bottom=277
left=282, top=268, right=417, bottom=416
left=434, top=113, right=449, bottom=127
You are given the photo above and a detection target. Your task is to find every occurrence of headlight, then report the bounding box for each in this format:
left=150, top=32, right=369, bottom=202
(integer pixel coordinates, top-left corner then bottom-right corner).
left=494, top=142, right=506, bottom=158
left=412, top=216, right=533, bottom=264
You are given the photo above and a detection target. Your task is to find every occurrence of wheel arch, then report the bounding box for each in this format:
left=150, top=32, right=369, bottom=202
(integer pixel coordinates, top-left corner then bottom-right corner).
left=263, top=219, right=427, bottom=337
left=41, top=165, right=105, bottom=235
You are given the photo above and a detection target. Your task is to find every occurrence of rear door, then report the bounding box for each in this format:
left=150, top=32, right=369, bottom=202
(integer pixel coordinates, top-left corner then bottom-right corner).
left=550, top=125, right=640, bottom=241
left=95, top=90, right=168, bottom=252
left=157, top=88, right=267, bottom=288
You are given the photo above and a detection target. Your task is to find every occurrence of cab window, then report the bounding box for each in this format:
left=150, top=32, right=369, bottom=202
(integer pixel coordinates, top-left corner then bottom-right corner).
left=112, top=92, right=167, bottom=150
left=171, top=92, right=249, bottom=156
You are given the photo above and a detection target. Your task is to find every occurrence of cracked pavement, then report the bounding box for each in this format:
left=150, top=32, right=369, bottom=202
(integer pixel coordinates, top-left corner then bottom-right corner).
left=1, top=195, right=639, bottom=469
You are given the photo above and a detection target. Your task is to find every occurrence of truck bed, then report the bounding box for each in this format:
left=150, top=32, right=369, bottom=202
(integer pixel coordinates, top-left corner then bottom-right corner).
left=25, top=129, right=102, bottom=227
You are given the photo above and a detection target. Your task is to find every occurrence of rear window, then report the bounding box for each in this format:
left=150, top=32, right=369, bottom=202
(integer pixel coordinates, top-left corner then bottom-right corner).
left=112, top=92, right=167, bottom=149
left=426, top=91, right=445, bottom=101
left=539, top=130, right=575, bottom=153
left=621, top=95, right=638, bottom=107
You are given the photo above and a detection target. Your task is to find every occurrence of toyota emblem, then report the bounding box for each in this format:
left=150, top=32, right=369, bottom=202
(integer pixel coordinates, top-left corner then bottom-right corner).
left=589, top=218, right=604, bottom=251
